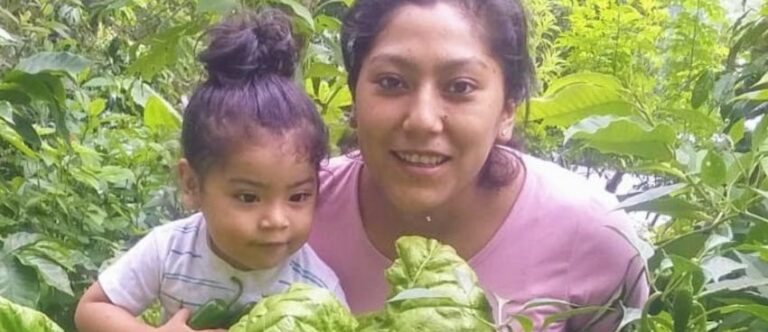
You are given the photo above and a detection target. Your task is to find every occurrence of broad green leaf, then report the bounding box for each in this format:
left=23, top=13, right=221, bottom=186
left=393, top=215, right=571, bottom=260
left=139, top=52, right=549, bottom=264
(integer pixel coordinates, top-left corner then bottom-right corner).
left=2, top=233, right=42, bottom=255
left=0, top=258, right=39, bottom=308
left=753, top=115, right=768, bottom=151
left=88, top=98, right=106, bottom=117
left=701, top=150, right=727, bottom=186
left=623, top=196, right=703, bottom=219
left=15, top=253, right=73, bottom=296
left=276, top=0, right=315, bottom=31
left=733, top=89, right=768, bottom=101
left=753, top=71, right=768, bottom=88
left=702, top=256, right=747, bottom=282
left=98, top=166, right=136, bottom=185
left=649, top=233, right=708, bottom=271
left=29, top=241, right=95, bottom=272
left=0, top=119, right=36, bottom=158
left=615, top=183, right=687, bottom=211
left=388, top=288, right=450, bottom=302
left=197, top=0, right=238, bottom=14
left=527, top=84, right=634, bottom=128
left=127, top=22, right=201, bottom=80
left=565, top=116, right=676, bottom=160
left=0, top=296, right=64, bottom=332
left=0, top=26, right=16, bottom=43
left=143, top=96, right=181, bottom=131
left=730, top=118, right=746, bottom=144
left=543, top=72, right=625, bottom=96
left=692, top=70, right=714, bottom=109
left=702, top=277, right=768, bottom=296
left=15, top=52, right=90, bottom=78
left=719, top=304, right=768, bottom=322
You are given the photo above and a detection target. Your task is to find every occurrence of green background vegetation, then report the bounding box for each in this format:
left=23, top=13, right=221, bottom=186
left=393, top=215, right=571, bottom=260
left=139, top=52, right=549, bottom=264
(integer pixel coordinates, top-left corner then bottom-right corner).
left=1, top=0, right=768, bottom=330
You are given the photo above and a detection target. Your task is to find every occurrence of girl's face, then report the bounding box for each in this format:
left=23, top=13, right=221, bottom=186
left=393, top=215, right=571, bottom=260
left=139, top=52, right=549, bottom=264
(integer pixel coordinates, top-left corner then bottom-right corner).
left=180, top=133, right=317, bottom=270
left=354, top=2, right=514, bottom=214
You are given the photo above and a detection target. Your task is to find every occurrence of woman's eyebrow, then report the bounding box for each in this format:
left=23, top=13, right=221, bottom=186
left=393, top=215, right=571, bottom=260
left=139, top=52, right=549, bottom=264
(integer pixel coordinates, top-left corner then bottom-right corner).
left=367, top=53, right=489, bottom=71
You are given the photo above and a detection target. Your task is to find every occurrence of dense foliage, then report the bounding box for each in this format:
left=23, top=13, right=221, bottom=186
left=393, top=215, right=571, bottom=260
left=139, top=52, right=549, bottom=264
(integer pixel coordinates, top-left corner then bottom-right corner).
left=1, top=0, right=768, bottom=331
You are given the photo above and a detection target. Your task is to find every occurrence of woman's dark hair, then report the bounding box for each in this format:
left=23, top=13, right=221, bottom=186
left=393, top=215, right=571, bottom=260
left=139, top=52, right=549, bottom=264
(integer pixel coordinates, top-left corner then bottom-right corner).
left=341, top=0, right=534, bottom=188
left=182, top=8, right=328, bottom=176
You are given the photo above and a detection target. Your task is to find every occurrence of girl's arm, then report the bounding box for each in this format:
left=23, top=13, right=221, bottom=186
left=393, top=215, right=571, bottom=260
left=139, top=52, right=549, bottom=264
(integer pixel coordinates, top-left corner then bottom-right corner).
left=75, top=282, right=226, bottom=332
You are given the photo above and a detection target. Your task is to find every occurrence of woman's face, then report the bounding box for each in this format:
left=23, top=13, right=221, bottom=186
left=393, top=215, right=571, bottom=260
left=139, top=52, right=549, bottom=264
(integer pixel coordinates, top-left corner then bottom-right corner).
left=354, top=2, right=514, bottom=215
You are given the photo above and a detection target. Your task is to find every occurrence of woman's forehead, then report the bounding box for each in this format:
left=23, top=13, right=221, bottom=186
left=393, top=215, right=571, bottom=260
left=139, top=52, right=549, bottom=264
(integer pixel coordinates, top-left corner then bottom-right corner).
left=364, top=3, right=495, bottom=66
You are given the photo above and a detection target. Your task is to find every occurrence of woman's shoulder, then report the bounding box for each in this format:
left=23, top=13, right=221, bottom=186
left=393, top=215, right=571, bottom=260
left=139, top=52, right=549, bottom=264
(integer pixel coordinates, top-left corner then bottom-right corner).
left=318, top=153, right=364, bottom=193
left=514, top=151, right=651, bottom=258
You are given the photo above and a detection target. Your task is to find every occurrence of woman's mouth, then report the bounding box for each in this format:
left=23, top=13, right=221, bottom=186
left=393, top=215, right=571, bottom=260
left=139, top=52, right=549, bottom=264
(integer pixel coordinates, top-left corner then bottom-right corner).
left=393, top=151, right=450, bottom=167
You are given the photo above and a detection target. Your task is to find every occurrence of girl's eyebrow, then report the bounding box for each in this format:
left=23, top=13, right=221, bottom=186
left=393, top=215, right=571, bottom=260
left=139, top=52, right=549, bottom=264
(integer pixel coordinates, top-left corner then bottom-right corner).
left=229, top=177, right=316, bottom=189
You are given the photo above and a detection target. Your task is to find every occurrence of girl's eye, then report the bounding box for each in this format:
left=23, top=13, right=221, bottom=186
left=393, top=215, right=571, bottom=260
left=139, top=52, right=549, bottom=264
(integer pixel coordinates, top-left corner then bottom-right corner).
left=376, top=76, right=406, bottom=91
left=238, top=194, right=259, bottom=203
left=446, top=80, right=476, bottom=95
left=289, top=193, right=313, bottom=203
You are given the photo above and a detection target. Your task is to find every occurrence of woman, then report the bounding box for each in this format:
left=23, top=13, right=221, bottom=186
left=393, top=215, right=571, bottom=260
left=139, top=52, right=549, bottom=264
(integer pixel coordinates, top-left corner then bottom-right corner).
left=309, top=0, right=649, bottom=330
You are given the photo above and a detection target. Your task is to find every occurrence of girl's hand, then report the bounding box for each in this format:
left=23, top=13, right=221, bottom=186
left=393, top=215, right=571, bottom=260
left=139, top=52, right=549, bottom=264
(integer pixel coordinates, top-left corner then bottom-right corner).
left=156, top=308, right=227, bottom=332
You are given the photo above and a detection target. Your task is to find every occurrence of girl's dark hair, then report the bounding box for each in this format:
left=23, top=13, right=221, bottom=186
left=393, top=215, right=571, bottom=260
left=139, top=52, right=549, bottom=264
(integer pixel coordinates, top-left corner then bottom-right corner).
left=182, top=8, right=328, bottom=176
left=341, top=0, right=534, bottom=188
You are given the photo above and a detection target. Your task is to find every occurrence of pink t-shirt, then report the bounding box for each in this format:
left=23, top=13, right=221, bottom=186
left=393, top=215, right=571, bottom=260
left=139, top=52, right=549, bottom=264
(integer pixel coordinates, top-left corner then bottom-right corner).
left=309, top=151, right=649, bottom=331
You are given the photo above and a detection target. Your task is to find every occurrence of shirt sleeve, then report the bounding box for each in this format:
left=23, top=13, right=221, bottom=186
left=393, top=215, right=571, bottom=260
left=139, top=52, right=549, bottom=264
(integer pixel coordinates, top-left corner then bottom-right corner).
left=565, top=212, right=650, bottom=331
left=98, top=230, right=164, bottom=316
left=332, top=281, right=350, bottom=309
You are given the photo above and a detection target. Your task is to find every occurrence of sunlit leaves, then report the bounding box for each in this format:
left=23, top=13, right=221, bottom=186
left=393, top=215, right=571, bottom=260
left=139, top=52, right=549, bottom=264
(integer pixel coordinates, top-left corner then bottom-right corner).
left=564, top=116, right=676, bottom=160
left=527, top=73, right=636, bottom=128
left=15, top=52, right=91, bottom=79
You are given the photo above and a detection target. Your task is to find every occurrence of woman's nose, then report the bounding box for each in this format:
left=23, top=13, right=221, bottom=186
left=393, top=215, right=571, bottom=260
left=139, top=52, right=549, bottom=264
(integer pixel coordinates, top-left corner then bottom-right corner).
left=402, top=85, right=444, bottom=135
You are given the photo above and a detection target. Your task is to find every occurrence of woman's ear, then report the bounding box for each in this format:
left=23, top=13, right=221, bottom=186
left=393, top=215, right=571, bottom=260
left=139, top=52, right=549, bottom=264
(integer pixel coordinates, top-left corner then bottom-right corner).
left=497, top=99, right=517, bottom=142
left=178, top=159, right=201, bottom=210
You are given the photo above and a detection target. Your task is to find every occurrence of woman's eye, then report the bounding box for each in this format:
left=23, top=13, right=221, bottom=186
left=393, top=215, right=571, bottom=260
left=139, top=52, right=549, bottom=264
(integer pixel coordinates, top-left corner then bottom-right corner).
left=238, top=194, right=259, bottom=203
left=289, top=193, right=313, bottom=202
left=376, top=76, right=406, bottom=91
left=446, top=80, right=476, bottom=95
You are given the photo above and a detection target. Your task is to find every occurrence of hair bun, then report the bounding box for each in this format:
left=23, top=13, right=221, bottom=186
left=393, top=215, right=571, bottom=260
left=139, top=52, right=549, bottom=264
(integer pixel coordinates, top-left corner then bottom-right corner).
left=200, top=8, right=298, bottom=84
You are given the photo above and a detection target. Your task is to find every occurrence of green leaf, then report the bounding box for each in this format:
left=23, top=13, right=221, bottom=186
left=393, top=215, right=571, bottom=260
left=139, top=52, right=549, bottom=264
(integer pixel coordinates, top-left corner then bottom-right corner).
left=0, top=257, right=39, bottom=308
left=753, top=114, right=768, bottom=152
left=0, top=296, right=64, bottom=332
left=276, top=0, right=315, bottom=31
left=702, top=277, right=768, bottom=296
left=615, top=184, right=687, bottom=211
left=0, top=118, right=36, bottom=158
left=2, top=233, right=42, bottom=255
left=719, top=304, right=768, bottom=322
left=143, top=96, right=181, bottom=131
left=527, top=80, right=635, bottom=127
left=753, top=71, right=768, bottom=88
left=197, top=0, right=238, bottom=14
left=702, top=256, right=747, bottom=282
left=730, top=118, right=746, bottom=144
left=0, top=26, right=17, bottom=43
left=388, top=288, right=451, bottom=302
left=565, top=116, right=676, bottom=160
left=15, top=253, right=73, bottom=296
left=88, top=98, right=106, bottom=117
left=701, top=150, right=727, bottom=186
left=733, top=89, right=768, bottom=102
left=623, top=196, right=703, bottom=219
left=15, top=52, right=90, bottom=78
left=692, top=71, right=714, bottom=109
left=98, top=166, right=136, bottom=185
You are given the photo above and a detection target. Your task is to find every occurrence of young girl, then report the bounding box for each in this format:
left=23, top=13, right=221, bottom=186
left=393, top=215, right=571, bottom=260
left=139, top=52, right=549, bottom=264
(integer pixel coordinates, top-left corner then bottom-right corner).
left=75, top=9, right=344, bottom=332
